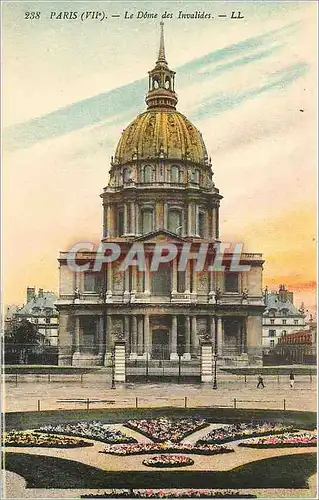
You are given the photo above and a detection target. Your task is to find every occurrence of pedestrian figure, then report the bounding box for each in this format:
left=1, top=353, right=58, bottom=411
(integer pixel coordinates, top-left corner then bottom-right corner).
left=257, top=374, right=265, bottom=388
left=289, top=370, right=295, bottom=388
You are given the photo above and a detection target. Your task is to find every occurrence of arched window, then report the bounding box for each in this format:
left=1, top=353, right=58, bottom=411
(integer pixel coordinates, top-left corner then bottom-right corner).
left=141, top=208, right=154, bottom=234
left=170, top=165, right=179, bottom=183
left=143, top=165, right=152, bottom=183
left=153, top=78, right=159, bottom=90
left=194, top=169, right=200, bottom=184
left=198, top=212, right=205, bottom=237
left=168, top=209, right=182, bottom=234
left=117, top=209, right=124, bottom=236
left=123, top=168, right=131, bottom=183
left=165, top=77, right=171, bottom=90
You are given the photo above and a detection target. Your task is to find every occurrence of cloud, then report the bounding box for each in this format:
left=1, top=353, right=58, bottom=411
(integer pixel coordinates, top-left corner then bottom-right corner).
left=3, top=21, right=300, bottom=152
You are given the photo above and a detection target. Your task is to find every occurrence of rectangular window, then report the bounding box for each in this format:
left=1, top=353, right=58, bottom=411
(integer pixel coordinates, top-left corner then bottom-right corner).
left=84, top=273, right=102, bottom=293
left=270, top=319, right=275, bottom=325
left=294, top=319, right=298, bottom=325
left=282, top=319, right=287, bottom=325
left=270, top=339, right=275, bottom=347
left=269, top=330, right=276, bottom=337
left=224, top=272, right=239, bottom=293
left=198, top=212, right=205, bottom=237
left=45, top=318, right=51, bottom=324
left=151, top=265, right=171, bottom=296
left=177, top=270, right=186, bottom=293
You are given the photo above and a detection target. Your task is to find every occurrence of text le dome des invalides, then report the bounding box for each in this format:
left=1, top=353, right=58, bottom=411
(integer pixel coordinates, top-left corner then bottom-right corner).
left=57, top=23, right=265, bottom=368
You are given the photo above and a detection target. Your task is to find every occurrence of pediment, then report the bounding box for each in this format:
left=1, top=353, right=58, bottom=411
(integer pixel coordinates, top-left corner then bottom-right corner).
left=133, top=229, right=190, bottom=244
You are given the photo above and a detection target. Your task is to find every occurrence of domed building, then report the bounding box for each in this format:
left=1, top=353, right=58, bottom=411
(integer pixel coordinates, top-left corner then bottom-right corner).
left=57, top=24, right=265, bottom=369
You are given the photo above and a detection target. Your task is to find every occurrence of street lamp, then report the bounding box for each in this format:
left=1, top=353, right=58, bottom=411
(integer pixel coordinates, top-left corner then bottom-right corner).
left=213, top=353, right=218, bottom=389
left=111, top=347, right=116, bottom=389
left=145, top=351, right=149, bottom=382
left=177, top=344, right=183, bottom=384
left=213, top=316, right=218, bottom=390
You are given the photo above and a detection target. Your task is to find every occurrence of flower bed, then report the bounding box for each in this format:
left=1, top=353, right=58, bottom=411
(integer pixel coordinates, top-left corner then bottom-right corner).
left=100, top=442, right=233, bottom=456
left=197, top=422, right=294, bottom=445
left=81, top=489, right=256, bottom=498
left=142, top=455, right=194, bottom=468
left=4, top=430, right=92, bottom=448
left=239, top=431, right=317, bottom=448
left=124, top=418, right=208, bottom=443
left=36, top=421, right=137, bottom=444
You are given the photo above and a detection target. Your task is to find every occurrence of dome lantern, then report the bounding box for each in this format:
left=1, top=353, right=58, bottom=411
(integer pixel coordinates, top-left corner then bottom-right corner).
left=146, top=22, right=178, bottom=110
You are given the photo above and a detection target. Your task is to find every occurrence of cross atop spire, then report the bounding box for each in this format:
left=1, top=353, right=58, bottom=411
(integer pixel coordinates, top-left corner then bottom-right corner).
left=157, top=21, right=167, bottom=64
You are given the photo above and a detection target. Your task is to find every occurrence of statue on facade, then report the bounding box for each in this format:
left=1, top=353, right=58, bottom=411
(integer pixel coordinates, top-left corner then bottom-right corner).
left=74, top=287, right=81, bottom=300
left=215, top=287, right=222, bottom=304
left=99, top=286, right=107, bottom=302
left=241, top=288, right=249, bottom=302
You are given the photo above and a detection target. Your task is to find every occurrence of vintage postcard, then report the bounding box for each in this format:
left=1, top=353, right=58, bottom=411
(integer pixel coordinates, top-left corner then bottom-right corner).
left=1, top=1, right=317, bottom=499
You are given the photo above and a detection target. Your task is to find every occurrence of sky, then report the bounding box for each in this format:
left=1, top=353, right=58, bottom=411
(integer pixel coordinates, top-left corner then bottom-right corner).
left=2, top=1, right=317, bottom=314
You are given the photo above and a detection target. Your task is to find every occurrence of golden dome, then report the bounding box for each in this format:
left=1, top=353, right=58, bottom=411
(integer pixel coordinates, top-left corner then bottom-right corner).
left=114, top=109, right=208, bottom=165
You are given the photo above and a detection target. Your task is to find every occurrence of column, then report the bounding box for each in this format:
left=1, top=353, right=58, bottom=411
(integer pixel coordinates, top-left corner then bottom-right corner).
left=185, top=261, right=191, bottom=294
left=135, top=204, right=140, bottom=235
left=124, top=269, right=130, bottom=300
left=98, top=315, right=104, bottom=357
left=195, top=204, right=199, bottom=235
left=191, top=262, right=198, bottom=295
left=74, top=317, right=80, bottom=354
left=188, top=203, right=192, bottom=236
left=217, top=316, right=223, bottom=356
left=144, top=255, right=150, bottom=295
left=107, top=263, right=113, bottom=297
left=170, top=315, right=178, bottom=360
left=137, top=316, right=144, bottom=355
left=242, top=317, right=247, bottom=354
left=164, top=202, right=168, bottom=229
left=124, top=315, right=130, bottom=343
left=106, top=205, right=111, bottom=237
left=131, top=202, right=136, bottom=234
left=130, top=315, right=138, bottom=359
left=144, top=314, right=150, bottom=356
left=124, top=203, right=128, bottom=234
left=211, top=208, right=216, bottom=239
left=191, top=316, right=198, bottom=355
left=216, top=206, right=220, bottom=239
left=184, top=316, right=191, bottom=360
left=58, top=313, right=73, bottom=365
left=171, top=258, right=177, bottom=294
left=131, top=266, right=137, bottom=296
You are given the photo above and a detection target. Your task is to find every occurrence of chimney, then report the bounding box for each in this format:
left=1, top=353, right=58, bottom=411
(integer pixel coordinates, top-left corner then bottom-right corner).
left=38, top=288, right=44, bottom=298
left=27, top=287, right=36, bottom=303
left=286, top=291, right=294, bottom=304
left=278, top=284, right=288, bottom=302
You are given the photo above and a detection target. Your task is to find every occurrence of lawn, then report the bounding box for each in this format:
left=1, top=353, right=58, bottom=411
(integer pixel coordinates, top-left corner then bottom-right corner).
left=3, top=452, right=316, bottom=489
left=5, top=407, right=317, bottom=432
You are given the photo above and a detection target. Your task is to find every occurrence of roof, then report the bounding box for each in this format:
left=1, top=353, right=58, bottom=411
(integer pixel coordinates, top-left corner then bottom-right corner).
left=264, top=292, right=303, bottom=317
left=17, top=291, right=58, bottom=317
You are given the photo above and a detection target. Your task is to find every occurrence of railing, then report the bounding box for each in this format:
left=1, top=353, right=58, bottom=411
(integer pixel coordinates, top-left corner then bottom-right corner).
left=11, top=395, right=294, bottom=413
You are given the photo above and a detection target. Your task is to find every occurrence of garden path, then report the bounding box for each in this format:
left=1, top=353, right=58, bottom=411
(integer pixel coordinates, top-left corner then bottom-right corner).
left=4, top=441, right=316, bottom=472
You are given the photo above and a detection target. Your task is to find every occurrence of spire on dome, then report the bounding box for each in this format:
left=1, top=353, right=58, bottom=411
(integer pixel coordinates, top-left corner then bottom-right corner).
left=157, top=21, right=167, bottom=64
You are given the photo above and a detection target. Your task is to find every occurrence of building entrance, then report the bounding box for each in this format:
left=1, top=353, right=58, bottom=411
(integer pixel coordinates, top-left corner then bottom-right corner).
left=152, top=329, right=169, bottom=359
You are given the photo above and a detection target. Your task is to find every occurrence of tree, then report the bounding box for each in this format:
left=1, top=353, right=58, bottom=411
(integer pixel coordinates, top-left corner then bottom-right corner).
left=6, top=319, right=43, bottom=364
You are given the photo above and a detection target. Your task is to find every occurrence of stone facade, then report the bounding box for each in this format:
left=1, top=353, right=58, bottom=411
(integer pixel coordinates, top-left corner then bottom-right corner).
left=56, top=24, right=265, bottom=367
